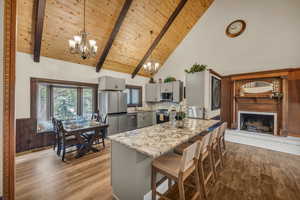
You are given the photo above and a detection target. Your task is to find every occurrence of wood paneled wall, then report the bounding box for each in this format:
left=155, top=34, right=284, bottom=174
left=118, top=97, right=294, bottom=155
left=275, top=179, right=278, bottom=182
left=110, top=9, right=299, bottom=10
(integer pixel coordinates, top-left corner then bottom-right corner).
left=220, top=77, right=233, bottom=128
left=288, top=69, right=300, bottom=137
left=16, top=119, right=55, bottom=153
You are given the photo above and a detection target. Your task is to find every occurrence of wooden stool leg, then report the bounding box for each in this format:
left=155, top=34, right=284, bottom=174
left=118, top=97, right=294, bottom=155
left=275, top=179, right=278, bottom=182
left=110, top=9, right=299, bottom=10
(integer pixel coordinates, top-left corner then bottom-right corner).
left=151, top=167, right=157, bottom=200
left=194, top=162, right=201, bottom=200
left=199, top=161, right=208, bottom=199
left=219, top=141, right=224, bottom=168
left=209, top=147, right=217, bottom=182
left=178, top=174, right=185, bottom=200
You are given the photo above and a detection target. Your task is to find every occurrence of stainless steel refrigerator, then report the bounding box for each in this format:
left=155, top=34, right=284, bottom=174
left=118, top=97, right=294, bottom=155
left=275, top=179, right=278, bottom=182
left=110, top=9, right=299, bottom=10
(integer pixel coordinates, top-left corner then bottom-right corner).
left=98, top=91, right=131, bottom=135
left=98, top=91, right=127, bottom=115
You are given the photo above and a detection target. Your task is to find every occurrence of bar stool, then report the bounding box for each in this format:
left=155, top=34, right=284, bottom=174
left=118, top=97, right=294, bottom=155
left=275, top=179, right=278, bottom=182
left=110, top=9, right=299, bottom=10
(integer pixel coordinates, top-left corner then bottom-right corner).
left=218, top=122, right=227, bottom=167
left=198, top=131, right=215, bottom=199
left=151, top=141, right=202, bottom=200
left=174, top=131, right=209, bottom=155
left=210, top=127, right=222, bottom=178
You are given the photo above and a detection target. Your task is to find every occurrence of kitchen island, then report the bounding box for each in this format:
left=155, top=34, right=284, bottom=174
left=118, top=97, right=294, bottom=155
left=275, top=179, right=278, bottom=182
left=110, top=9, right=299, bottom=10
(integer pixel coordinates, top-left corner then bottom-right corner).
left=109, top=118, right=219, bottom=200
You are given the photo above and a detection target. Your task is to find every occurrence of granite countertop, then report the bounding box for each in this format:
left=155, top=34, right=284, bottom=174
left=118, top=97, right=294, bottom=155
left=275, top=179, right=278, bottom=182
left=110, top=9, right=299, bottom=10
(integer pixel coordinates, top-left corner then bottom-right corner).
left=109, top=118, right=219, bottom=158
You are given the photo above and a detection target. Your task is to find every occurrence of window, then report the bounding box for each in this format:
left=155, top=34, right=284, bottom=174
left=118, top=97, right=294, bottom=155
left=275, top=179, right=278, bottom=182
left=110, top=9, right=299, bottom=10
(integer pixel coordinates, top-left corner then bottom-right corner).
left=82, top=88, right=94, bottom=119
left=32, top=78, right=97, bottom=133
left=53, top=87, right=78, bottom=120
left=125, top=85, right=142, bottom=107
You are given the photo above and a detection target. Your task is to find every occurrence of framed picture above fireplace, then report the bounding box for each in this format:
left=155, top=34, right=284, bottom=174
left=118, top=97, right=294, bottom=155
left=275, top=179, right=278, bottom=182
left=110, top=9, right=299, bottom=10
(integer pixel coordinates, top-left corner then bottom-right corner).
left=211, top=76, right=221, bottom=110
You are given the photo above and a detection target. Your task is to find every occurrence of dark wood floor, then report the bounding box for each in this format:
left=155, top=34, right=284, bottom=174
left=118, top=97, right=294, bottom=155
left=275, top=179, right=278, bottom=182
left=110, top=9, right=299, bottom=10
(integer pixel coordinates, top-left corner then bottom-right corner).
left=16, top=142, right=300, bottom=200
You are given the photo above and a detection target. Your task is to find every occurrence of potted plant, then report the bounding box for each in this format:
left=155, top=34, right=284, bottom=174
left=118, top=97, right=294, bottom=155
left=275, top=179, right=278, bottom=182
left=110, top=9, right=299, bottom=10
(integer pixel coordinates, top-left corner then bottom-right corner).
left=185, top=63, right=207, bottom=74
left=175, top=111, right=185, bottom=128
left=164, top=76, right=176, bottom=83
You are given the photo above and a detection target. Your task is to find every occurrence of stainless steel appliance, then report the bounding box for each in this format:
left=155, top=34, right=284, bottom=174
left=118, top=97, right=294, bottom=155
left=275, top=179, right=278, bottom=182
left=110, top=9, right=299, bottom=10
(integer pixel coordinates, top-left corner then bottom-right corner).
left=156, top=109, right=170, bottom=124
left=98, top=91, right=127, bottom=114
left=187, top=106, right=205, bottom=119
left=160, top=92, right=173, bottom=102
left=98, top=91, right=129, bottom=135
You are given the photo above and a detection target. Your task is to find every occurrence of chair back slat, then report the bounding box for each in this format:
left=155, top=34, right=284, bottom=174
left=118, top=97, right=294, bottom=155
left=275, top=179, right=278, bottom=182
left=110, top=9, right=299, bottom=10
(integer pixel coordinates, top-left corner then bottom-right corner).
left=52, top=118, right=59, bottom=134
left=201, top=132, right=211, bottom=154
left=219, top=122, right=227, bottom=138
left=209, top=127, right=220, bottom=146
left=91, top=113, right=100, bottom=122
left=180, top=141, right=201, bottom=171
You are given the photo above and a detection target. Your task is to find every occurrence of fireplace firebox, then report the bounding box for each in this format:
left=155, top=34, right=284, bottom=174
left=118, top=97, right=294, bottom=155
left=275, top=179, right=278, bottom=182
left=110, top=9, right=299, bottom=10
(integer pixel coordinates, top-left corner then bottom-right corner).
left=238, top=111, right=277, bottom=135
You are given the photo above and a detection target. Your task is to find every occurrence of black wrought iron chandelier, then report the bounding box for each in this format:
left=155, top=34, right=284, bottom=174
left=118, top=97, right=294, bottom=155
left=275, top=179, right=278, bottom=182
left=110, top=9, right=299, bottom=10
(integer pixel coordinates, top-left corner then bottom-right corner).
left=69, top=0, right=97, bottom=60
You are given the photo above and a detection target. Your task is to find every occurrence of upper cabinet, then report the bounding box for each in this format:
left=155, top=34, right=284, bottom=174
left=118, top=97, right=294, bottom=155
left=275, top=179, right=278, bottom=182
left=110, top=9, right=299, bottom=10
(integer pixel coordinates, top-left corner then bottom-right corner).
left=145, top=81, right=183, bottom=103
left=98, top=76, right=126, bottom=91
left=172, top=81, right=183, bottom=103
left=145, top=84, right=161, bottom=102
left=160, top=82, right=173, bottom=93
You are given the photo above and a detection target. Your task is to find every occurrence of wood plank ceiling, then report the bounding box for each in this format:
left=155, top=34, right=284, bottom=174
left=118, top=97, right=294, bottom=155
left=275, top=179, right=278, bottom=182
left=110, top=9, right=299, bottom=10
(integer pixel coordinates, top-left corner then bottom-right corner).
left=17, top=0, right=214, bottom=77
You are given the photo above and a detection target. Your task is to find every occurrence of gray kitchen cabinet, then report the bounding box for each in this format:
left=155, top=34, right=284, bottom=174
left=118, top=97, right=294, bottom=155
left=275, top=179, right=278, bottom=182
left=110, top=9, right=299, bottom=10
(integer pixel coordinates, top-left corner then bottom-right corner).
left=107, top=115, right=119, bottom=135
left=160, top=82, right=173, bottom=93
left=186, top=72, right=206, bottom=107
left=98, top=76, right=126, bottom=91
left=127, top=114, right=137, bottom=131
left=172, top=81, right=183, bottom=103
left=145, top=84, right=160, bottom=102
left=118, top=114, right=128, bottom=133
left=137, top=111, right=156, bottom=128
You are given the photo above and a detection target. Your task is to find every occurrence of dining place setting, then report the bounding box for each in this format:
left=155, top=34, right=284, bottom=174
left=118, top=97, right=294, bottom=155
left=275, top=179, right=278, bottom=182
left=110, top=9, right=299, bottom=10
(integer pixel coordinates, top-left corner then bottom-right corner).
left=52, top=113, right=109, bottom=161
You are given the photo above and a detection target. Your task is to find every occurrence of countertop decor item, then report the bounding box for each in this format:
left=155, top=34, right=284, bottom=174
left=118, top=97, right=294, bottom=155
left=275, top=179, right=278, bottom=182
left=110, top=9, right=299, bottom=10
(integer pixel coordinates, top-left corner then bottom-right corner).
left=149, top=77, right=155, bottom=83
left=185, top=63, right=207, bottom=74
left=226, top=19, right=246, bottom=38
left=164, top=76, right=176, bottom=83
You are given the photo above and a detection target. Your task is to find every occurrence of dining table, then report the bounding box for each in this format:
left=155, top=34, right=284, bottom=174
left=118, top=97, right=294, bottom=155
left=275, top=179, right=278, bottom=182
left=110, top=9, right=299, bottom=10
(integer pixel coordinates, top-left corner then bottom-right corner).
left=62, top=120, right=109, bottom=158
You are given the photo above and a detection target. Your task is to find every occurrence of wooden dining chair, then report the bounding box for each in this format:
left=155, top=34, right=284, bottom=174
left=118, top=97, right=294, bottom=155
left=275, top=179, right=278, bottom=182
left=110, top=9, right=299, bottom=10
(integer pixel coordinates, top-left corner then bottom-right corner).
left=52, top=118, right=61, bottom=156
left=57, top=120, right=81, bottom=161
left=152, top=140, right=202, bottom=200
left=218, top=122, right=228, bottom=167
left=90, top=112, right=106, bottom=148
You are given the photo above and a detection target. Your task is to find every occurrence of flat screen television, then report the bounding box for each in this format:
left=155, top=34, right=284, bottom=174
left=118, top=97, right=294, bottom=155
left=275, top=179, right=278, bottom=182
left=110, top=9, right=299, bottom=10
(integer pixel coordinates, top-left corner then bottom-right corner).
left=211, top=76, right=221, bottom=110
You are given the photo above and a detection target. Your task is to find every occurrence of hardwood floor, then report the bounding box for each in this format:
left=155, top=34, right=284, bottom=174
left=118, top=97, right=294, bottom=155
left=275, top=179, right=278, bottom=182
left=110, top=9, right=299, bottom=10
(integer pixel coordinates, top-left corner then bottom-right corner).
left=16, top=142, right=300, bottom=200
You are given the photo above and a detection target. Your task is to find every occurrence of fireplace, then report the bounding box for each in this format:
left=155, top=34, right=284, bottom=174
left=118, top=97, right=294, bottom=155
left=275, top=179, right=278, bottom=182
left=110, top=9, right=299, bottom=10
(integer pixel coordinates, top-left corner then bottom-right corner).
left=238, top=111, right=277, bottom=135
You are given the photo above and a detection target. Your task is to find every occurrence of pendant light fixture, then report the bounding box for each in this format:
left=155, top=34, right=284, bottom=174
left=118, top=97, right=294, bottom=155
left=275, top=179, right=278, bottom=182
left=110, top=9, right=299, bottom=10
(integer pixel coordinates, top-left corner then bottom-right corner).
left=143, top=30, right=160, bottom=75
left=69, top=0, right=97, bottom=60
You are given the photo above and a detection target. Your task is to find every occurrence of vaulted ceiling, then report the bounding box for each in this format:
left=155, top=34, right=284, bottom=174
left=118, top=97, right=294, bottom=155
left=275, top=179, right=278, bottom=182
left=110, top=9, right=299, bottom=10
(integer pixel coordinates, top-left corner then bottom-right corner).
left=17, top=0, right=214, bottom=77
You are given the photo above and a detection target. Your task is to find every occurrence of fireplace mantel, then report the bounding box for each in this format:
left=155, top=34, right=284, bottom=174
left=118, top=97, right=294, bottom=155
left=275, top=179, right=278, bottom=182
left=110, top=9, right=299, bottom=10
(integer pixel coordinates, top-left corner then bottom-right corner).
left=231, top=77, right=288, bottom=136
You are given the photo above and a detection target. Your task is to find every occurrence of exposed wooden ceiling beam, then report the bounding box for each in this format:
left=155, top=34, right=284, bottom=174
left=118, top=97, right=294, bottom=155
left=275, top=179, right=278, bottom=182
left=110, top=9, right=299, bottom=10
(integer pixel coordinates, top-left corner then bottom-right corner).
left=131, top=0, right=188, bottom=78
left=96, top=0, right=133, bottom=72
left=33, top=0, right=47, bottom=62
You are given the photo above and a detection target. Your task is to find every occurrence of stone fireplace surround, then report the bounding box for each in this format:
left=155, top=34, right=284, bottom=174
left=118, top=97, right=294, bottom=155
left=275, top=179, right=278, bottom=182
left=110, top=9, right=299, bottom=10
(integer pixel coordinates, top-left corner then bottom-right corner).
left=238, top=111, right=277, bottom=135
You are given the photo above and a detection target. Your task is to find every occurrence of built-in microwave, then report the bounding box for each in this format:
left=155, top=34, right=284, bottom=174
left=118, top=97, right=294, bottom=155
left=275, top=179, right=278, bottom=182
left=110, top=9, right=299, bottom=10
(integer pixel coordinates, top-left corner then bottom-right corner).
left=161, top=92, right=173, bottom=101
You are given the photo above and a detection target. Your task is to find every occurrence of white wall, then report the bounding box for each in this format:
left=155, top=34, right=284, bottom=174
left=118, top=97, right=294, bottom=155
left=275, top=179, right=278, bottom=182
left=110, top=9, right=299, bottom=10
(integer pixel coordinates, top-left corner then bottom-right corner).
left=155, top=0, right=300, bottom=80
left=16, top=52, right=149, bottom=119
left=0, top=0, right=3, bottom=195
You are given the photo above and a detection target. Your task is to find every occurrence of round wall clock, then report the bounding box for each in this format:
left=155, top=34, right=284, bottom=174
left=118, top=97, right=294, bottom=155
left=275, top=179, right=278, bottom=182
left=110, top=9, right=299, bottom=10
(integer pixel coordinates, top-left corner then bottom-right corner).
left=226, top=20, right=246, bottom=38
